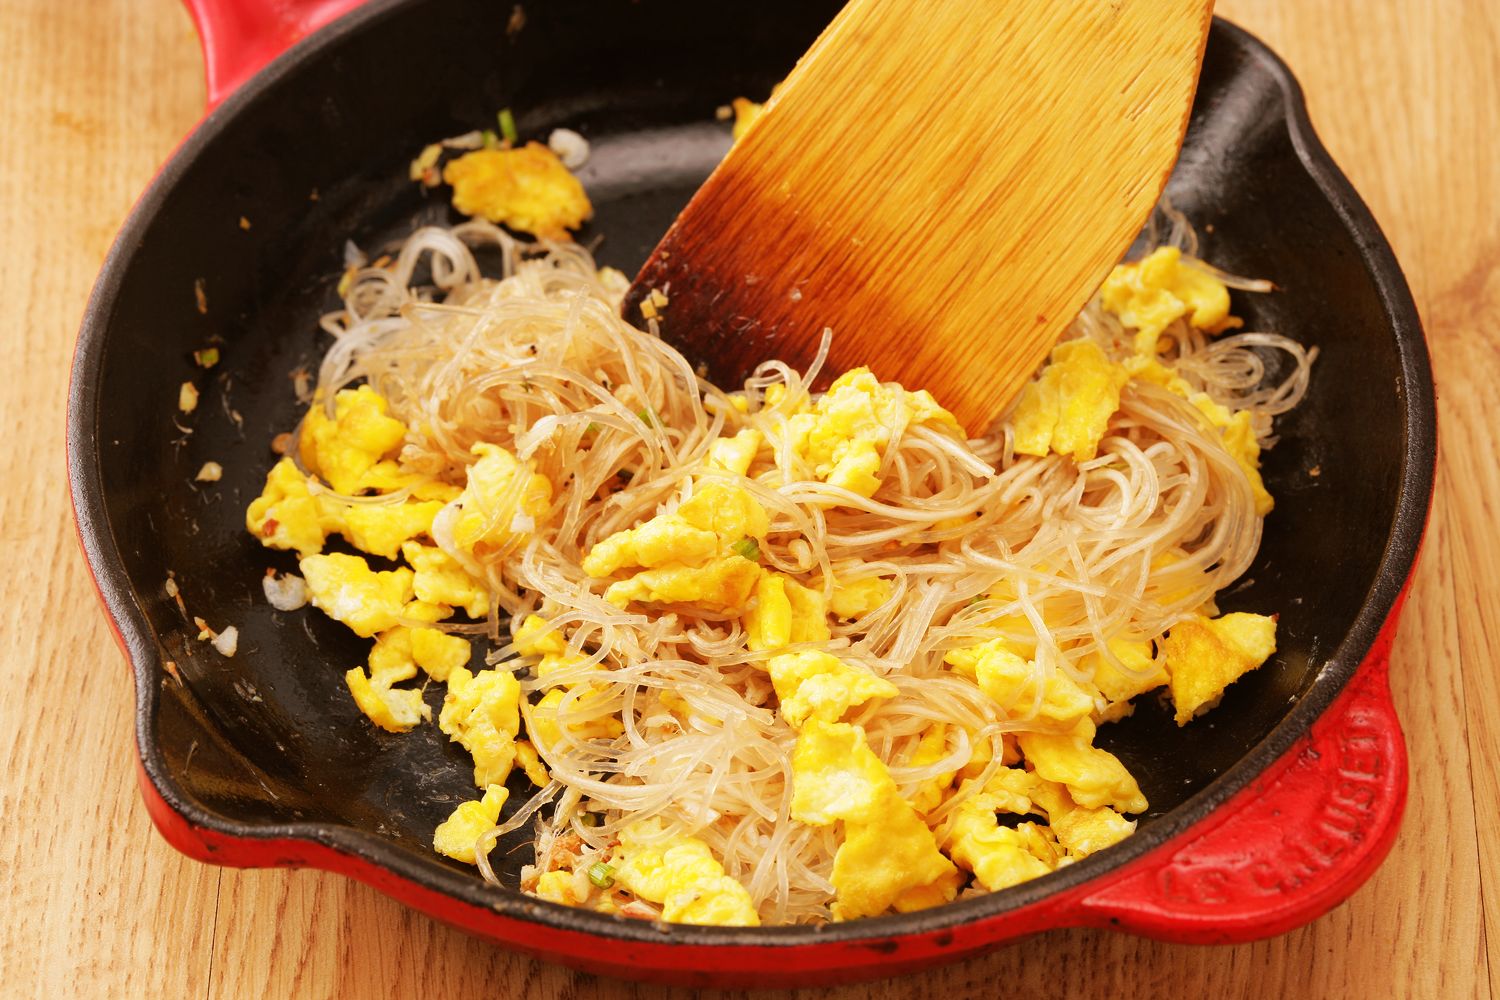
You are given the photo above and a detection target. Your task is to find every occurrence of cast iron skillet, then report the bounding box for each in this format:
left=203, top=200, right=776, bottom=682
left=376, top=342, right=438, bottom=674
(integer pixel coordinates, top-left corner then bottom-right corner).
left=68, top=0, right=1436, bottom=986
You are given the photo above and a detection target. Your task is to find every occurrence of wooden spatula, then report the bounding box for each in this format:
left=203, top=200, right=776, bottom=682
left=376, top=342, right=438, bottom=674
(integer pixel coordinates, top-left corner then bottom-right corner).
left=624, top=0, right=1213, bottom=433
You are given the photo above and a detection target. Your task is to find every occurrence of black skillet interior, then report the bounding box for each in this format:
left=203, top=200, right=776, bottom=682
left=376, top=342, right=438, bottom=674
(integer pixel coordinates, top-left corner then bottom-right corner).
left=75, top=0, right=1423, bottom=919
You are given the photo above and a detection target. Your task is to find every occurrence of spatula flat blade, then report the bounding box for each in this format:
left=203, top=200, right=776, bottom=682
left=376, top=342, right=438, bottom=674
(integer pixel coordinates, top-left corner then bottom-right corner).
left=626, top=0, right=1211, bottom=432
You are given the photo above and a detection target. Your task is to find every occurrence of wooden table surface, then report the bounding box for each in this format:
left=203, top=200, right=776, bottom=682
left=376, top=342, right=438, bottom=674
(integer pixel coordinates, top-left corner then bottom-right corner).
left=3, top=0, right=1495, bottom=996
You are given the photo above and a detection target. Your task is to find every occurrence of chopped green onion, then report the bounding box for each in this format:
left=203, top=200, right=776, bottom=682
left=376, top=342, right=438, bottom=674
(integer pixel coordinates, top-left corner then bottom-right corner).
left=636, top=407, right=658, bottom=428
left=731, top=537, right=761, bottom=562
left=193, top=347, right=220, bottom=369
left=498, top=107, right=518, bottom=145
left=587, top=861, right=616, bottom=889
left=480, top=129, right=501, bottom=149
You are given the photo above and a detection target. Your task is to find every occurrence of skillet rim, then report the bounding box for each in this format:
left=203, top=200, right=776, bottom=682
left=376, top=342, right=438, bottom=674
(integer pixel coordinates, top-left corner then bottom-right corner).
left=67, top=3, right=1436, bottom=949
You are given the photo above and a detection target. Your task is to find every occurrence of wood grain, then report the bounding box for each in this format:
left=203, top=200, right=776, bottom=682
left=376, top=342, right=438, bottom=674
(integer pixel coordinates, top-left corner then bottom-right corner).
left=629, top=0, right=1210, bottom=433
left=1, top=0, right=1494, bottom=997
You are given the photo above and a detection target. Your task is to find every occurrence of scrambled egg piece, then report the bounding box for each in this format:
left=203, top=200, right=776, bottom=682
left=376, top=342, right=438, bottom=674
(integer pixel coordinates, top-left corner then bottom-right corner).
left=825, top=574, right=893, bottom=620
left=515, top=739, right=550, bottom=787
left=1101, top=246, right=1237, bottom=356
left=1125, top=357, right=1274, bottom=516
left=1017, top=720, right=1148, bottom=814
left=1162, top=612, right=1277, bottom=725
left=300, top=552, right=414, bottom=638
left=534, top=869, right=579, bottom=905
left=706, top=428, right=763, bottom=476
left=401, top=541, right=490, bottom=618
left=782, top=367, right=960, bottom=499
left=529, top=687, right=625, bottom=751
left=1082, top=637, right=1167, bottom=722
left=513, top=614, right=625, bottom=748
left=443, top=142, right=592, bottom=240
left=944, top=771, right=1063, bottom=891
left=1021, top=773, right=1136, bottom=857
left=790, top=720, right=895, bottom=826
left=730, top=97, right=764, bottom=141
left=611, top=819, right=760, bottom=926
left=246, top=457, right=345, bottom=556
left=584, top=483, right=770, bottom=613
left=744, top=573, right=831, bottom=650
left=440, top=666, right=522, bottom=787
left=768, top=651, right=898, bottom=728
left=344, top=665, right=427, bottom=733
left=450, top=443, right=553, bottom=562
left=907, top=723, right=956, bottom=815
left=358, top=459, right=462, bottom=502
left=831, top=801, right=960, bottom=920
left=790, top=720, right=957, bottom=919
left=433, top=784, right=509, bottom=864
left=1011, top=340, right=1128, bottom=462
left=299, top=386, right=409, bottom=495
left=944, top=640, right=1093, bottom=727
left=342, top=500, right=445, bottom=560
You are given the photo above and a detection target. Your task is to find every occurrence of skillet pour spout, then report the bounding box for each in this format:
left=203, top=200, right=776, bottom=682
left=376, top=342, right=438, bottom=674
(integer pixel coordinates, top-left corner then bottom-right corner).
left=68, top=0, right=1435, bottom=985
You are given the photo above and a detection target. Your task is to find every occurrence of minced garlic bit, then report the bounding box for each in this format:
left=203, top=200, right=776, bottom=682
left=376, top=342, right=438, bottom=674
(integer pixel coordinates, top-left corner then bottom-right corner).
left=262, top=571, right=309, bottom=612
left=195, top=462, right=223, bottom=482
left=179, top=382, right=199, bottom=413
left=212, top=626, right=239, bottom=657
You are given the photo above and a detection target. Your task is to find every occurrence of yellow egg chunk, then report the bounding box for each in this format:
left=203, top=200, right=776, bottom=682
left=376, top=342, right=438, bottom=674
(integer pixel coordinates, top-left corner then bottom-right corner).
left=1219, top=410, right=1274, bottom=516
left=706, top=428, right=763, bottom=476
left=830, top=801, right=958, bottom=921
left=890, top=868, right=965, bottom=914
left=534, top=869, right=579, bottom=905
left=1083, top=637, right=1167, bottom=722
left=1162, top=612, right=1278, bottom=725
left=782, top=367, right=960, bottom=501
left=515, top=740, right=550, bottom=787
left=299, top=386, right=409, bottom=495
left=790, top=720, right=897, bottom=827
left=611, top=819, right=760, bottom=926
left=907, top=723, right=956, bottom=815
left=1050, top=801, right=1136, bottom=857
left=246, top=457, right=345, bottom=556
left=1101, top=246, right=1236, bottom=356
left=944, top=640, right=1094, bottom=727
left=342, top=499, right=444, bottom=560
left=1011, top=339, right=1128, bottom=462
left=730, top=97, right=764, bottom=141
left=440, top=666, right=522, bottom=788
left=359, top=460, right=463, bottom=502
left=529, top=687, right=625, bottom=752
left=443, top=142, right=592, bottom=240
left=344, top=665, right=429, bottom=733
left=603, top=555, right=762, bottom=613
left=410, top=627, right=471, bottom=681
left=768, top=651, right=898, bottom=729
left=744, top=573, right=793, bottom=650
left=826, top=575, right=893, bottom=620
left=433, top=784, right=509, bottom=864
left=513, top=613, right=567, bottom=657
left=947, top=807, right=1058, bottom=893
left=299, top=553, right=414, bottom=638
left=744, top=573, right=831, bottom=651
left=584, top=484, right=769, bottom=611
left=451, top=442, right=553, bottom=562
left=1017, top=721, right=1148, bottom=814
left=401, top=541, right=490, bottom=618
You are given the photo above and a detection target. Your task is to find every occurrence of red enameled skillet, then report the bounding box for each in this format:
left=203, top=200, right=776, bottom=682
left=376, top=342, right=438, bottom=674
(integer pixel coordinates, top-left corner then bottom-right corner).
left=67, top=0, right=1437, bottom=986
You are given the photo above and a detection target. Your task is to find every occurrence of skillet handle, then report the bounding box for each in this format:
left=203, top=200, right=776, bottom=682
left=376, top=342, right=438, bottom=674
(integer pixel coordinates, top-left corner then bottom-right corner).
left=1067, top=594, right=1410, bottom=943
left=183, top=0, right=370, bottom=111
